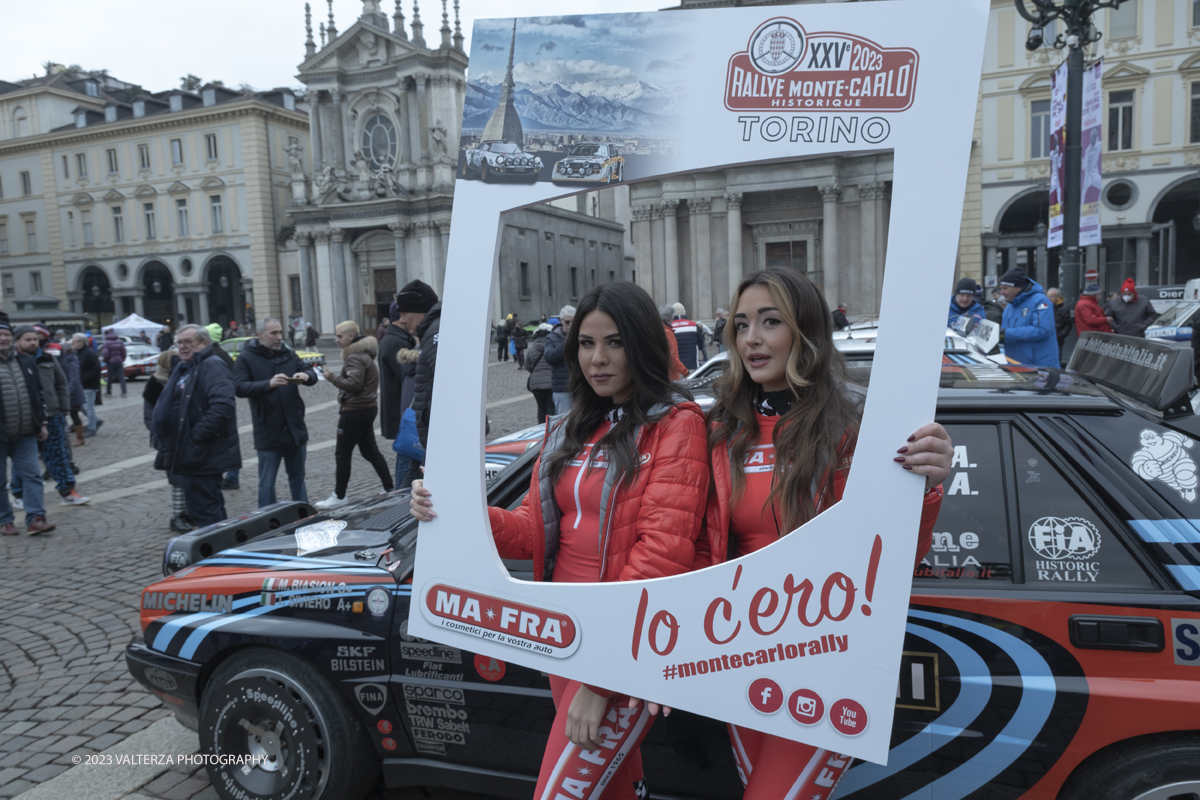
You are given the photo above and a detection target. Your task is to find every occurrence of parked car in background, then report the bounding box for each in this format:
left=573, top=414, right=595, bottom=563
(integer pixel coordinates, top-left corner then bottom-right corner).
left=126, top=332, right=1200, bottom=800
left=122, top=342, right=160, bottom=380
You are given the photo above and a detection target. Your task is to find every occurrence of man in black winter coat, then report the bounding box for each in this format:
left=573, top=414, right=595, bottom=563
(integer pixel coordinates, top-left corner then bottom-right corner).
left=543, top=304, right=575, bottom=415
left=405, top=301, right=441, bottom=486
left=233, top=318, right=317, bottom=508
left=152, top=324, right=241, bottom=526
left=381, top=280, right=436, bottom=488
left=74, top=334, right=103, bottom=437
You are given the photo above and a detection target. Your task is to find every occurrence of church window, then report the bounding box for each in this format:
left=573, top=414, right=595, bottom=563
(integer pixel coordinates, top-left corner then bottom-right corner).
left=361, top=114, right=398, bottom=170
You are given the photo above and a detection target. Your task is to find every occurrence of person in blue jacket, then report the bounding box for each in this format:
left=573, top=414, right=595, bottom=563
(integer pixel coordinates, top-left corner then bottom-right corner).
left=998, top=267, right=1059, bottom=368
left=948, top=277, right=986, bottom=328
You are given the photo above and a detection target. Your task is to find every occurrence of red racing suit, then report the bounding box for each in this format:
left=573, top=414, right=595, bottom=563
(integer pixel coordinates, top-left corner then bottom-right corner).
left=488, top=402, right=709, bottom=800
left=698, top=418, right=941, bottom=799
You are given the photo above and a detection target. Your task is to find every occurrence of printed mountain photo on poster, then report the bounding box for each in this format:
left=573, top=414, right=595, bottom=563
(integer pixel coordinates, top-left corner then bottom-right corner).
left=459, top=14, right=686, bottom=185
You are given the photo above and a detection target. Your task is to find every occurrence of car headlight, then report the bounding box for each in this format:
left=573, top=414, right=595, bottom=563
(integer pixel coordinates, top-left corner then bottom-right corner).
left=535, top=158, right=543, bottom=168
left=496, top=156, right=505, bottom=165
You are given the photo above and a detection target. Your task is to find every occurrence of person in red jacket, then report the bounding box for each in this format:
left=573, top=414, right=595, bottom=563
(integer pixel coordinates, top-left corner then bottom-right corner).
left=697, top=268, right=952, bottom=800
left=1074, top=276, right=1113, bottom=335
left=410, top=281, right=708, bottom=800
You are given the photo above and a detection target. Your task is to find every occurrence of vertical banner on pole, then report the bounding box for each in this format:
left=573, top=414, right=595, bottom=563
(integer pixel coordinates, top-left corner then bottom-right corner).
left=1080, top=59, right=1104, bottom=247
left=1048, top=61, right=1068, bottom=249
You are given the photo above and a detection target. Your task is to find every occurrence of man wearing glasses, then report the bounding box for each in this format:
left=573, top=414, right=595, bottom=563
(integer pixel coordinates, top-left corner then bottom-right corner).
left=151, top=324, right=241, bottom=526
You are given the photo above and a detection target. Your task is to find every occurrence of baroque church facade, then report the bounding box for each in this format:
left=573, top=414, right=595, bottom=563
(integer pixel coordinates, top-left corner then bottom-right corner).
left=288, top=0, right=466, bottom=336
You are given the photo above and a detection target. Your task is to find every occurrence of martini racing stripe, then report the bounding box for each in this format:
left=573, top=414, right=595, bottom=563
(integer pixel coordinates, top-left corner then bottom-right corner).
left=1127, top=520, right=1200, bottom=590
left=836, top=622, right=992, bottom=796
left=150, top=596, right=261, bottom=653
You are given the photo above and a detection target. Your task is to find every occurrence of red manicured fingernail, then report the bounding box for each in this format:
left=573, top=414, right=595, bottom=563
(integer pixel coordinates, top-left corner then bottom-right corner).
left=893, top=456, right=906, bottom=463
left=902, top=464, right=913, bottom=470
left=896, top=446, right=909, bottom=454
left=907, top=435, right=917, bottom=442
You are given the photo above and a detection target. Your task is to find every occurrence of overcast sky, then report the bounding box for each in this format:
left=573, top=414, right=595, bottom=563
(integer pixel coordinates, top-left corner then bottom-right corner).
left=3, top=1, right=665, bottom=93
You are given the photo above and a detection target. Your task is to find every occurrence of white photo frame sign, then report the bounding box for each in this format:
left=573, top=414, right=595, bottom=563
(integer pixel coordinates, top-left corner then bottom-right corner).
left=409, top=0, right=989, bottom=765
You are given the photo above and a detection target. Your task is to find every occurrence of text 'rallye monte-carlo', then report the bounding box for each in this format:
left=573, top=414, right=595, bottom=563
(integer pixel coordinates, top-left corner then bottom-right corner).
left=127, top=331, right=1200, bottom=800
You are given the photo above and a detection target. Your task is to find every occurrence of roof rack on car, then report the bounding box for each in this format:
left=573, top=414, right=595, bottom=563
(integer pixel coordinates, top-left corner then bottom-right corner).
left=1067, top=332, right=1195, bottom=418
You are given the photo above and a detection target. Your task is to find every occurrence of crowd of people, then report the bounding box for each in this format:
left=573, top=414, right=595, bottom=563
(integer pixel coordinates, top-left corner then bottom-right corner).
left=947, top=268, right=1161, bottom=369
left=412, top=270, right=953, bottom=800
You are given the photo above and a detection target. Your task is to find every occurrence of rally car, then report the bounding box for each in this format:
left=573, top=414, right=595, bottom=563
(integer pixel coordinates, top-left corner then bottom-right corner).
left=460, top=140, right=543, bottom=182
left=127, top=332, right=1200, bottom=800
left=216, top=336, right=326, bottom=368
left=550, top=142, right=625, bottom=184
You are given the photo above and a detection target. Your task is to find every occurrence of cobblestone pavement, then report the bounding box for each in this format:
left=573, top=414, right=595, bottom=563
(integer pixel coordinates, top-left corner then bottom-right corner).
left=0, top=344, right=525, bottom=799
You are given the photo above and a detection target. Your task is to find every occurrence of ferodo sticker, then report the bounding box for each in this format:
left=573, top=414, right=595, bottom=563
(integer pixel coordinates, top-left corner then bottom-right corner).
left=1174, top=619, right=1200, bottom=666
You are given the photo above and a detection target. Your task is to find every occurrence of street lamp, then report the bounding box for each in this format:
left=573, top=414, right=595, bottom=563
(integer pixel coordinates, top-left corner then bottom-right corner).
left=1014, top=0, right=1127, bottom=305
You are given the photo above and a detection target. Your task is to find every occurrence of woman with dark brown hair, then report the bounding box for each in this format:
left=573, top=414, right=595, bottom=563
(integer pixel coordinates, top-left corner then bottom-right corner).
left=699, top=268, right=953, bottom=799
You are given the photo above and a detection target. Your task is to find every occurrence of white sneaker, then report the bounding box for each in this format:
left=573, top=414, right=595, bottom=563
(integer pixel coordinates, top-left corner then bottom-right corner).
left=314, top=492, right=351, bottom=510
left=60, top=490, right=90, bottom=506
left=11, top=497, right=22, bottom=511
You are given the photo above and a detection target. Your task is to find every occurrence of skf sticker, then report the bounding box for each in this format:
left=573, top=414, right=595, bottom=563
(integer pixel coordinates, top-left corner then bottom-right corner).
left=1132, top=429, right=1198, bottom=503
left=1173, top=619, right=1200, bottom=666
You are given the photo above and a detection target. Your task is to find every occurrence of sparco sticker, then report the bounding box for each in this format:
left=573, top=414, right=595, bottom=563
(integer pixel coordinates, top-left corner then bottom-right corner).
left=726, top=16, right=919, bottom=112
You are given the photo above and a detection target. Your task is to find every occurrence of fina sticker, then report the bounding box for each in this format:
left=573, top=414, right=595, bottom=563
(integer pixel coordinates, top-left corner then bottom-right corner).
left=295, top=520, right=347, bottom=555
left=1132, top=429, right=1198, bottom=503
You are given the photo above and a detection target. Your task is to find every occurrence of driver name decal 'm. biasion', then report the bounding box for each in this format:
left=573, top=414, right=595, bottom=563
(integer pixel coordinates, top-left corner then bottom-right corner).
left=422, top=583, right=580, bottom=658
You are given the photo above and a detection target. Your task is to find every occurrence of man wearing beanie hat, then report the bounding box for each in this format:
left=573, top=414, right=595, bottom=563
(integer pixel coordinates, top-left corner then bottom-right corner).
left=381, top=280, right=437, bottom=487
left=998, top=266, right=1059, bottom=368
left=948, top=277, right=986, bottom=328
left=1104, top=277, right=1158, bottom=338
left=544, top=305, right=576, bottom=415
left=0, top=321, right=53, bottom=534
left=1075, top=271, right=1112, bottom=336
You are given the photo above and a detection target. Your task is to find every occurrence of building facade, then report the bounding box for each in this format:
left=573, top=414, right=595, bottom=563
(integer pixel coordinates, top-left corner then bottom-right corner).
left=0, top=67, right=308, bottom=330
left=288, top=0, right=467, bottom=337
left=976, top=0, right=1200, bottom=296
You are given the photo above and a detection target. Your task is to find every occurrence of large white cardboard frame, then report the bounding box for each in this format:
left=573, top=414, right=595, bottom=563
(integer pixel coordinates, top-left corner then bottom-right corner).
left=409, top=0, right=988, bottom=764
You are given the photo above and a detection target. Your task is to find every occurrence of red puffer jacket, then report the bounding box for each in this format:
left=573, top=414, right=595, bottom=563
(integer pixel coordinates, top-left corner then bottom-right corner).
left=488, top=402, right=709, bottom=583
left=696, top=428, right=940, bottom=569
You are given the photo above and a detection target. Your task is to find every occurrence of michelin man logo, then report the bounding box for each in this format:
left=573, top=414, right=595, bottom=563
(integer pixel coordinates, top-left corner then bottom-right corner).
left=1132, top=429, right=1197, bottom=503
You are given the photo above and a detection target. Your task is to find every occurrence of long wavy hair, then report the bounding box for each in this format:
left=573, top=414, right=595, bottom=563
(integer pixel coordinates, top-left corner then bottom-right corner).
left=708, top=269, right=860, bottom=534
left=544, top=281, right=691, bottom=486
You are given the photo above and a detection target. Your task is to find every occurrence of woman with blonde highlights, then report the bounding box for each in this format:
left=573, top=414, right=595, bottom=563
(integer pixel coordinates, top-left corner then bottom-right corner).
left=699, top=268, right=953, bottom=798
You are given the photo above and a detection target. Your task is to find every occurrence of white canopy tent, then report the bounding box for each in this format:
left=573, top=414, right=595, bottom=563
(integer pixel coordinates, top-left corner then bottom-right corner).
left=103, top=313, right=163, bottom=341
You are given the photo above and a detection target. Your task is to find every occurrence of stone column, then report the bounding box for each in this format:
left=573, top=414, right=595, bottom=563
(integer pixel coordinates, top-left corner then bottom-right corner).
left=818, top=182, right=840, bottom=311
left=330, top=88, right=347, bottom=171
left=414, top=75, right=428, bottom=162
left=859, top=182, right=886, bottom=316
left=133, top=294, right=145, bottom=317
left=984, top=246, right=997, bottom=282
left=343, top=233, right=360, bottom=319
left=176, top=292, right=188, bottom=324
left=631, top=205, right=653, bottom=295
left=389, top=223, right=410, bottom=290
left=1007, top=247, right=1020, bottom=278
left=725, top=193, right=743, bottom=305
left=197, top=291, right=210, bottom=326
left=313, top=231, right=335, bottom=334
left=407, top=79, right=425, bottom=165
left=692, top=198, right=713, bottom=318
left=1135, top=235, right=1152, bottom=286
left=330, top=229, right=348, bottom=323
left=437, top=219, right=451, bottom=294
left=306, top=90, right=324, bottom=169
left=650, top=205, right=666, bottom=303
left=662, top=200, right=680, bottom=306
left=1036, top=244, right=1048, bottom=285
left=296, top=233, right=316, bottom=325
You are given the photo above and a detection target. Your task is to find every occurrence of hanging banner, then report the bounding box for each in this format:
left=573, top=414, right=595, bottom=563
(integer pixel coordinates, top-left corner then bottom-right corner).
left=1080, top=59, right=1103, bottom=246
left=1048, top=60, right=1068, bottom=248
left=411, top=0, right=990, bottom=766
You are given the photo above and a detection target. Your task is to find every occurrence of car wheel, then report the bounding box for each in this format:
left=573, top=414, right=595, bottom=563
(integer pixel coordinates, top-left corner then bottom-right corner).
left=481, top=162, right=492, bottom=182
left=199, top=648, right=378, bottom=800
left=1060, top=734, right=1200, bottom=800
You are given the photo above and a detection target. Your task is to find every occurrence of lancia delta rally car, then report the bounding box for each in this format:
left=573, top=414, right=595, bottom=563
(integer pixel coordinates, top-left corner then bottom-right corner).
left=127, top=331, right=1200, bottom=800
left=550, top=142, right=625, bottom=184
left=460, top=140, right=543, bottom=182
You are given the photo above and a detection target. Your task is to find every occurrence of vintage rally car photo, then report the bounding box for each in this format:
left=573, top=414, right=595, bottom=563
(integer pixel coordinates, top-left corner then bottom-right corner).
left=217, top=336, right=326, bottom=368
left=460, top=139, right=543, bottom=182
left=126, top=332, right=1200, bottom=800
left=550, top=142, right=624, bottom=184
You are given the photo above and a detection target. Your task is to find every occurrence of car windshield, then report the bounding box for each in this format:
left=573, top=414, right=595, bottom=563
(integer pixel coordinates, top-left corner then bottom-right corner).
left=488, top=142, right=522, bottom=154
left=568, top=145, right=605, bottom=157
left=1150, top=301, right=1200, bottom=328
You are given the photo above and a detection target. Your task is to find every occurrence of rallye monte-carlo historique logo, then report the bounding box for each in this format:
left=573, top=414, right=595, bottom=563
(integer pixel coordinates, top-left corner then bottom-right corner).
left=726, top=16, right=919, bottom=112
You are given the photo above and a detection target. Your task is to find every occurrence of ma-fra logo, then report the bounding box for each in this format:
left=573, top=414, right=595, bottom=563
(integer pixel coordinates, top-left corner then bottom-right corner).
left=726, top=17, right=919, bottom=113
